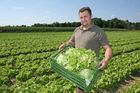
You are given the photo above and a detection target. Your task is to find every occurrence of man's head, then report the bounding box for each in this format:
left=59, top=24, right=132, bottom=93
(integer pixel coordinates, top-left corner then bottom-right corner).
left=78, top=7, right=93, bottom=27
left=79, top=7, right=92, bottom=26
left=79, top=7, right=92, bottom=16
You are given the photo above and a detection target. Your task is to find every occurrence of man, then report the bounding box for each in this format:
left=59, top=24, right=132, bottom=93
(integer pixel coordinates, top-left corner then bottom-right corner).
left=59, top=7, right=113, bottom=93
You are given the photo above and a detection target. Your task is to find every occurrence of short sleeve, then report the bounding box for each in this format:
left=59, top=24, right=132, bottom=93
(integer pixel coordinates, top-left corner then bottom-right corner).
left=69, top=32, right=75, bottom=42
left=69, top=28, right=77, bottom=42
left=99, top=30, right=109, bottom=46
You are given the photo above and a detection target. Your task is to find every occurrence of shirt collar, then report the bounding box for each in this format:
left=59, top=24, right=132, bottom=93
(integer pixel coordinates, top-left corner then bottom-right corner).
left=79, top=23, right=94, bottom=31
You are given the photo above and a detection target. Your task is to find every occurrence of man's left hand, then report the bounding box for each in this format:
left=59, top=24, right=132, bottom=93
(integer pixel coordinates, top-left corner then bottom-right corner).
left=98, top=59, right=108, bottom=70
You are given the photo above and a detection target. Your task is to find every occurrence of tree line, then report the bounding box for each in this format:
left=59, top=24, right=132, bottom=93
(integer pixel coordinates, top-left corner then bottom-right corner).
left=31, top=18, right=140, bottom=30
left=1, top=18, right=140, bottom=31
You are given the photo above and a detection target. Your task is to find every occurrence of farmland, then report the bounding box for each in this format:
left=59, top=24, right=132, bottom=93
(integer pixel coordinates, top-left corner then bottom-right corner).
left=0, top=31, right=140, bottom=93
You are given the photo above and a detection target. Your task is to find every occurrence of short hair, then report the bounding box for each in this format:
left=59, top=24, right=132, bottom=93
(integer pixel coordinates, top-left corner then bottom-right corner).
left=79, top=7, right=92, bottom=15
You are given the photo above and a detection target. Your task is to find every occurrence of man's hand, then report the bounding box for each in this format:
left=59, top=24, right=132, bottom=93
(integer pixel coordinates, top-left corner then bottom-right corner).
left=59, top=43, right=67, bottom=50
left=59, top=41, right=75, bottom=50
left=98, top=59, right=108, bottom=70
left=98, top=44, right=113, bottom=70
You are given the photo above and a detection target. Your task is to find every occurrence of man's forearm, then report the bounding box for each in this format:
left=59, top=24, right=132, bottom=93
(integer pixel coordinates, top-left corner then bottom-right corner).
left=104, top=47, right=113, bottom=63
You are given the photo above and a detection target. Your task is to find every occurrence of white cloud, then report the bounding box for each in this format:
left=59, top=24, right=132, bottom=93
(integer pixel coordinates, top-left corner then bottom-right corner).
left=23, top=16, right=51, bottom=22
left=120, top=17, right=132, bottom=21
left=43, top=16, right=50, bottom=19
left=111, top=14, right=116, bottom=18
left=44, top=10, right=51, bottom=14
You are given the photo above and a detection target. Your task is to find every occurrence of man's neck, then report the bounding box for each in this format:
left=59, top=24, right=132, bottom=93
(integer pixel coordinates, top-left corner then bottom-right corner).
left=82, top=23, right=92, bottom=30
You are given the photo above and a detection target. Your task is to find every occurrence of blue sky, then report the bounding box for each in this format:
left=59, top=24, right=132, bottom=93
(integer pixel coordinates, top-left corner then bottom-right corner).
left=0, top=0, right=140, bottom=26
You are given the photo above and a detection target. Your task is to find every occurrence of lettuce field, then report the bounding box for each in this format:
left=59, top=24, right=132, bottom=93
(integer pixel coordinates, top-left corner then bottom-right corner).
left=0, top=31, right=140, bottom=93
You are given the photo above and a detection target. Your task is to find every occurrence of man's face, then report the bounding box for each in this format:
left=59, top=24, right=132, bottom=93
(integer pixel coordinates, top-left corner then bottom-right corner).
left=79, top=10, right=92, bottom=26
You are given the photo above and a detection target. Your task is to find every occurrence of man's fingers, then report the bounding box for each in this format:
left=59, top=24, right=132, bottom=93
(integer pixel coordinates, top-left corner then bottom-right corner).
left=59, top=45, right=64, bottom=50
left=98, top=62, right=101, bottom=66
left=98, top=67, right=105, bottom=70
left=98, top=61, right=106, bottom=70
left=59, top=46, right=63, bottom=50
left=98, top=61, right=103, bottom=66
left=98, top=65, right=104, bottom=70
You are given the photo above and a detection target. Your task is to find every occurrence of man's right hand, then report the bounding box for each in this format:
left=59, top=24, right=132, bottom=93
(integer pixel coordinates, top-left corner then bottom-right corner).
left=59, top=43, right=67, bottom=50
left=59, top=41, right=75, bottom=50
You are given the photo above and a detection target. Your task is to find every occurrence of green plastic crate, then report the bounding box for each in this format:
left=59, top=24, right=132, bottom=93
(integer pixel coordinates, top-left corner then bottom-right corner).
left=50, top=44, right=103, bottom=93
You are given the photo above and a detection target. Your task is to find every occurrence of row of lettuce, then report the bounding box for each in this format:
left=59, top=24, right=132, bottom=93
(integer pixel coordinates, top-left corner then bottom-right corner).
left=0, top=41, right=139, bottom=58
left=0, top=34, right=140, bottom=58
left=0, top=32, right=70, bottom=57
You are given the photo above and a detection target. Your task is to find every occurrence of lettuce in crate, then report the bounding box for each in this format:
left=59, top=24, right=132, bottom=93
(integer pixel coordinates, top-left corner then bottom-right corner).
left=56, top=47, right=100, bottom=81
